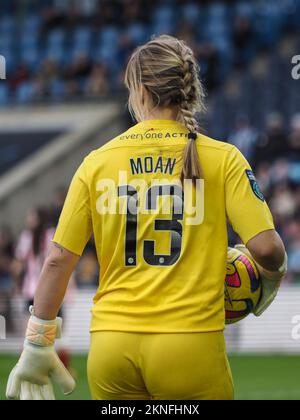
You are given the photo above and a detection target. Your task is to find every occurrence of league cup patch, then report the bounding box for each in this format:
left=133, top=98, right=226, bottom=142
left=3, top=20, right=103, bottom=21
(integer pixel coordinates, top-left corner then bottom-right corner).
left=245, top=170, right=265, bottom=202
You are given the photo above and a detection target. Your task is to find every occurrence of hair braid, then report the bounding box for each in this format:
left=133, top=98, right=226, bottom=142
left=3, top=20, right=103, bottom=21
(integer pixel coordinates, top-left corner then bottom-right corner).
left=179, top=47, right=202, bottom=183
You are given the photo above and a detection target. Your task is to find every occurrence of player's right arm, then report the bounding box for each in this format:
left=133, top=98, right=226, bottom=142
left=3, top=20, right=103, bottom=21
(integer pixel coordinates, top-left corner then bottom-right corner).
left=6, top=160, right=92, bottom=400
left=225, top=146, right=287, bottom=316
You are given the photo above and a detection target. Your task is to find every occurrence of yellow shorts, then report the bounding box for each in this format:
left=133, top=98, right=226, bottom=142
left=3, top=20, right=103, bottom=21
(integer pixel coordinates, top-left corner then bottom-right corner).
left=87, top=331, right=234, bottom=400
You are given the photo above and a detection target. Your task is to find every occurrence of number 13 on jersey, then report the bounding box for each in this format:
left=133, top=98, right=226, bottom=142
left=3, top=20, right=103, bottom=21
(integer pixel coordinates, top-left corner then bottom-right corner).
left=118, top=183, right=202, bottom=267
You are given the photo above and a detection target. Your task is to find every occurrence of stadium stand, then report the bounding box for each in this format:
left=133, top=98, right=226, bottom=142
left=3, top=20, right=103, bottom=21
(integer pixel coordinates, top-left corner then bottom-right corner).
left=0, top=0, right=299, bottom=104
left=0, top=130, right=64, bottom=176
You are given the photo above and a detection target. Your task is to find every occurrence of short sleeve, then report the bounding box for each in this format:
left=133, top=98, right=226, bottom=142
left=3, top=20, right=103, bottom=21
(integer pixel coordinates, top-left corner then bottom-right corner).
left=225, top=146, right=275, bottom=244
left=53, top=160, right=92, bottom=256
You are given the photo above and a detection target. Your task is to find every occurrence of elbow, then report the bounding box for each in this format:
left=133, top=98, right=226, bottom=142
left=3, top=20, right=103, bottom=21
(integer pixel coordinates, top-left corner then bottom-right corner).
left=45, top=255, right=63, bottom=270
left=247, top=231, right=286, bottom=271
left=44, top=243, right=79, bottom=272
left=256, top=244, right=284, bottom=270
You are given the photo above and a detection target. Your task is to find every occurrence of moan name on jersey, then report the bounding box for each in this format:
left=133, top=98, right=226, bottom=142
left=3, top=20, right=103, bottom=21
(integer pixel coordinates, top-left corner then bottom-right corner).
left=130, top=156, right=176, bottom=175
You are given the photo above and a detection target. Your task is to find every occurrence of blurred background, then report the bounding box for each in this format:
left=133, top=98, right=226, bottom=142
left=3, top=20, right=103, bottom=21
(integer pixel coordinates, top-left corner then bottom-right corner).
left=0, top=0, right=300, bottom=400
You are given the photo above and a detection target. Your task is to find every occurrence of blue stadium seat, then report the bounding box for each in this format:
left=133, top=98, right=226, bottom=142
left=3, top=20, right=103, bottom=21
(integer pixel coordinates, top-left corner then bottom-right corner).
left=153, top=5, right=175, bottom=25
left=253, top=2, right=283, bottom=48
left=207, top=2, right=228, bottom=20
left=15, top=82, right=34, bottom=105
left=22, top=14, right=41, bottom=33
left=152, top=4, right=176, bottom=34
left=73, top=27, right=92, bottom=50
left=50, top=79, right=65, bottom=101
left=0, top=33, right=14, bottom=50
left=235, top=1, right=255, bottom=18
left=20, top=46, right=41, bottom=70
left=0, top=0, right=297, bottom=113
left=152, top=21, right=175, bottom=36
left=290, top=163, right=300, bottom=183
left=99, top=26, right=120, bottom=48
left=0, top=84, right=9, bottom=106
left=47, top=29, right=65, bottom=49
left=181, top=2, right=201, bottom=25
left=0, top=15, right=15, bottom=33
left=70, top=44, right=92, bottom=60
left=95, top=45, right=119, bottom=69
left=20, top=32, right=38, bottom=49
left=204, top=21, right=231, bottom=55
left=127, top=24, right=149, bottom=45
left=276, top=0, right=300, bottom=31
left=289, top=249, right=300, bottom=272
left=45, top=46, right=65, bottom=63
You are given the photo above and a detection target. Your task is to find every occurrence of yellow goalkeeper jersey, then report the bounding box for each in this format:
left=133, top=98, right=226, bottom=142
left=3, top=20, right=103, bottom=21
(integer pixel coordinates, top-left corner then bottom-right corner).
left=53, top=119, right=274, bottom=333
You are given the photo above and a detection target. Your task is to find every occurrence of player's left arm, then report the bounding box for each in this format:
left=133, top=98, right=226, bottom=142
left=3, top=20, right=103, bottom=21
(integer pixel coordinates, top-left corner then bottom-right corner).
left=225, top=146, right=288, bottom=316
left=236, top=232, right=287, bottom=317
left=246, top=230, right=285, bottom=272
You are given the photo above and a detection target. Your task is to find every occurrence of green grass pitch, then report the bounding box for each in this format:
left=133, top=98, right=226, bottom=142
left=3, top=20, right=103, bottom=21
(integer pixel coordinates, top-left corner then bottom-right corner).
left=0, top=354, right=299, bottom=400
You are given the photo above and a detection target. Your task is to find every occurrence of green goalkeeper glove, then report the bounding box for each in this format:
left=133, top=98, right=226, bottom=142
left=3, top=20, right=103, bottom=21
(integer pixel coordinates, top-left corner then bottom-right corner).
left=235, top=244, right=288, bottom=317
left=6, top=309, right=75, bottom=400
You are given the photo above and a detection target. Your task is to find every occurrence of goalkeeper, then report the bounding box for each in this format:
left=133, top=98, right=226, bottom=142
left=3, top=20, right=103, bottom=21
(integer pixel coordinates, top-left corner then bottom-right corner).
left=6, top=35, right=287, bottom=401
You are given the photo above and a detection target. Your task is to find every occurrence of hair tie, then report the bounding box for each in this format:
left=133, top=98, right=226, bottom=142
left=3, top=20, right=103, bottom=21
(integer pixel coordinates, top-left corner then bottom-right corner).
left=188, top=132, right=197, bottom=141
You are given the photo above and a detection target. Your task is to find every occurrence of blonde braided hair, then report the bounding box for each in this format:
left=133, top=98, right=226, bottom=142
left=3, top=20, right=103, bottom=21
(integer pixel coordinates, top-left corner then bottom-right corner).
left=179, top=47, right=204, bottom=182
left=125, top=35, right=206, bottom=185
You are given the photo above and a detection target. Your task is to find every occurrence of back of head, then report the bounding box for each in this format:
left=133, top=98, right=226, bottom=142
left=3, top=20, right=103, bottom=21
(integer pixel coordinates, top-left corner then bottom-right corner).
left=125, top=35, right=206, bottom=185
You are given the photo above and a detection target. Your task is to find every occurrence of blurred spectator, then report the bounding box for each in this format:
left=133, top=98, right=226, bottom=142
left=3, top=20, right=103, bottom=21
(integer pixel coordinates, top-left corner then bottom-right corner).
left=196, top=42, right=220, bottom=92
left=118, top=35, right=136, bottom=75
left=34, top=58, right=61, bottom=100
left=14, top=207, right=54, bottom=311
left=256, top=162, right=272, bottom=193
left=294, top=187, right=300, bottom=218
left=42, top=5, right=66, bottom=32
left=0, top=225, right=14, bottom=332
left=75, top=241, right=99, bottom=289
left=271, top=159, right=290, bottom=184
left=77, top=0, right=98, bottom=17
left=254, top=113, right=288, bottom=165
left=85, top=63, right=109, bottom=97
left=64, top=53, right=93, bottom=97
left=270, top=183, right=296, bottom=219
left=66, top=53, right=92, bottom=81
left=177, top=20, right=196, bottom=47
left=288, top=114, right=300, bottom=160
left=49, top=186, right=67, bottom=227
left=8, top=64, right=30, bottom=94
left=284, top=219, right=300, bottom=283
left=233, top=15, right=254, bottom=68
left=122, top=0, right=148, bottom=25
left=93, top=1, right=119, bottom=27
left=229, top=116, right=258, bottom=162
